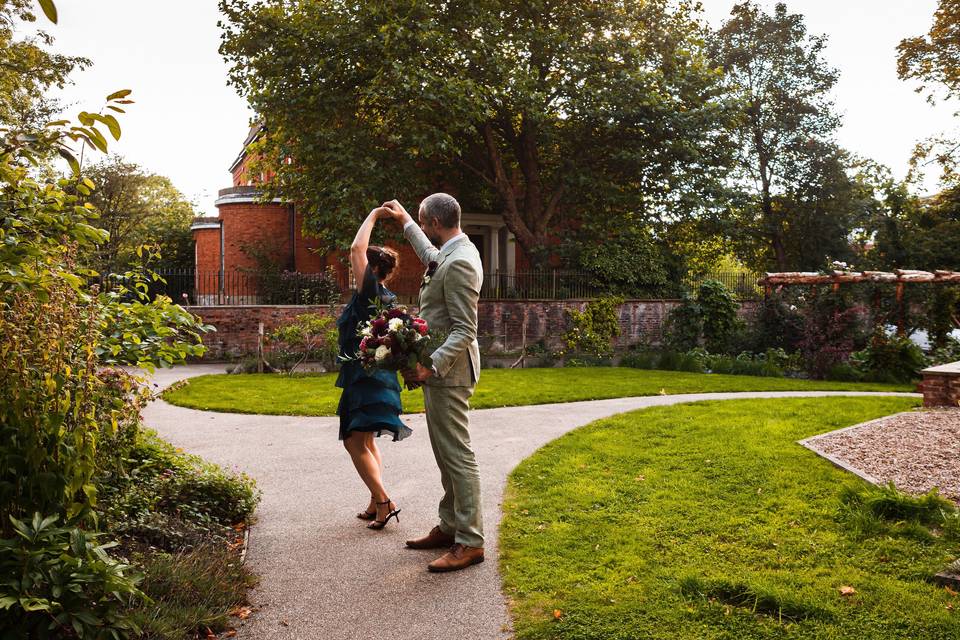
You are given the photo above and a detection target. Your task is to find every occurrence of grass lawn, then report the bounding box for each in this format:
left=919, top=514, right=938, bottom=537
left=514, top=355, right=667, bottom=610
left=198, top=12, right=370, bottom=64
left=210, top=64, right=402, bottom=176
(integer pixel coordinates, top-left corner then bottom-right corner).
left=499, top=396, right=959, bottom=639
left=163, top=367, right=913, bottom=416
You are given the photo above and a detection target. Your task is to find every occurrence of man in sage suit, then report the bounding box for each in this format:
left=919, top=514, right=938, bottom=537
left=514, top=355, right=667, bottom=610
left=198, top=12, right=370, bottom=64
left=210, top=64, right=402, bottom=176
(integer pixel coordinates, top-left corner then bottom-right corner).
left=383, top=194, right=485, bottom=573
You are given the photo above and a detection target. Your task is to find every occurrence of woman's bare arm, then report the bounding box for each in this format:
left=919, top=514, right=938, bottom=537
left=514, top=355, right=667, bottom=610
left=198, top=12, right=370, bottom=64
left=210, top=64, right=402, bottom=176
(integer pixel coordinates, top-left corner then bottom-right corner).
left=350, top=207, right=389, bottom=286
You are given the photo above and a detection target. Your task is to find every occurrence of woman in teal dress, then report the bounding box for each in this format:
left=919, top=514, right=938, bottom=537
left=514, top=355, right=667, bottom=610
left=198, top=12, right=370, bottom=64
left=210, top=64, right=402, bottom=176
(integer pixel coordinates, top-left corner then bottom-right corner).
left=337, top=206, right=410, bottom=530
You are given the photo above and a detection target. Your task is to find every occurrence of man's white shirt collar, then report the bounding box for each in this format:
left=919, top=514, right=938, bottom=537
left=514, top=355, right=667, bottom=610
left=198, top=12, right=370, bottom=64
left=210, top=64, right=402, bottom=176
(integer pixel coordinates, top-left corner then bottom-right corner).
left=440, top=232, right=467, bottom=253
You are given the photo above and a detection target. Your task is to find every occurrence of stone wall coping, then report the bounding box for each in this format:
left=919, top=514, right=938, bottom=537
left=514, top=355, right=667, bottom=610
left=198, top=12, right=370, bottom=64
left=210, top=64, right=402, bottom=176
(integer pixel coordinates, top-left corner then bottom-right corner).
left=921, top=361, right=960, bottom=375
left=184, top=299, right=694, bottom=311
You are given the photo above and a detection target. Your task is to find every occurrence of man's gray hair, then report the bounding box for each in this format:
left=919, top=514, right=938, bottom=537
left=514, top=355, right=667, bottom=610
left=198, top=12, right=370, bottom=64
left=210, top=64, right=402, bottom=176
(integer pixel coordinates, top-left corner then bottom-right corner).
left=420, top=192, right=461, bottom=229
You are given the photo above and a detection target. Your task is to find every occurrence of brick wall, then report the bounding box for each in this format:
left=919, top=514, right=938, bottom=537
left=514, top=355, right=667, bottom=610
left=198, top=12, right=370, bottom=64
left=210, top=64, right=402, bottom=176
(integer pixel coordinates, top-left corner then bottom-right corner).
left=187, top=300, right=758, bottom=360
left=919, top=368, right=960, bottom=408
left=221, top=201, right=294, bottom=273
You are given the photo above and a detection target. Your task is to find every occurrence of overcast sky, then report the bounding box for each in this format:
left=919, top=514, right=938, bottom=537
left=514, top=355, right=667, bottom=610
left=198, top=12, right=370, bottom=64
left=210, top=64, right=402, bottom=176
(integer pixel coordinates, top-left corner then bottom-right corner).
left=46, top=0, right=956, bottom=215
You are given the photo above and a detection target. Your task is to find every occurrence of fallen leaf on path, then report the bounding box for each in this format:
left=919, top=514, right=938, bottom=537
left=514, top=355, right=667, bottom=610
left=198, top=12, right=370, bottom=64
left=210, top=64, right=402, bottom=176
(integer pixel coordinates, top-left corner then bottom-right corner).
left=229, top=606, right=252, bottom=620
left=839, top=586, right=856, bottom=597
left=225, top=631, right=237, bottom=638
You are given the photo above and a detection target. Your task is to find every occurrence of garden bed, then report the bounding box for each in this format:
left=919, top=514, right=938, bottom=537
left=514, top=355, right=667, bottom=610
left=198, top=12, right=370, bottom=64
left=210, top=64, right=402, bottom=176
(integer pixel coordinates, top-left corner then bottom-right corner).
left=801, top=409, right=960, bottom=502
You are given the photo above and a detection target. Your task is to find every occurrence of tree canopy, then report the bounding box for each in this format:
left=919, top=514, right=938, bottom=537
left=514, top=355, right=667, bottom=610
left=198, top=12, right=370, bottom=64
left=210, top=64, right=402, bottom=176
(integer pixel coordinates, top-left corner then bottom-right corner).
left=0, top=0, right=88, bottom=130
left=710, top=1, right=859, bottom=272
left=219, top=0, right=740, bottom=263
left=84, top=156, right=198, bottom=273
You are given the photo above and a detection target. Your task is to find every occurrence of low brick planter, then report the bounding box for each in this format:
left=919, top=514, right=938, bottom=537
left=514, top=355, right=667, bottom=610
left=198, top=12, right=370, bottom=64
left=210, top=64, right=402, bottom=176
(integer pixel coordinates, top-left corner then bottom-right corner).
left=919, top=361, right=960, bottom=408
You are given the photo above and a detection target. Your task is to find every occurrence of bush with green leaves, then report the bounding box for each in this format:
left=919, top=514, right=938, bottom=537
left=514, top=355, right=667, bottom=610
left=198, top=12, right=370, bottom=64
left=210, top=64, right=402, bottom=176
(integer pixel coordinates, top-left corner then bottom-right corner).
left=849, top=331, right=928, bottom=384
left=0, top=513, right=144, bottom=639
left=562, top=296, right=624, bottom=358
left=97, top=431, right=259, bottom=553
left=797, top=288, right=868, bottom=379
left=663, top=280, right=741, bottom=353
left=268, top=312, right=340, bottom=374
left=663, top=293, right=701, bottom=351
left=744, top=290, right=804, bottom=352
left=697, top=279, right=741, bottom=353
left=922, top=286, right=960, bottom=352
left=929, top=336, right=960, bottom=366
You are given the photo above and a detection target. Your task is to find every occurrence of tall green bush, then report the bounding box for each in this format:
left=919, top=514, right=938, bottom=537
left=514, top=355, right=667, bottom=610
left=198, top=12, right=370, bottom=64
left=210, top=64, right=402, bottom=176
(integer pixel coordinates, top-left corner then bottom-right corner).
left=697, top=279, right=740, bottom=353
left=663, top=280, right=740, bottom=353
left=563, top=296, right=624, bottom=358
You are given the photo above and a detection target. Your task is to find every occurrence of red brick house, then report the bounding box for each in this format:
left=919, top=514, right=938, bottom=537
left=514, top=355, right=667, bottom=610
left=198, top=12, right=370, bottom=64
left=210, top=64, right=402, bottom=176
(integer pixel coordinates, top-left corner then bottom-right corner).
left=191, top=125, right=520, bottom=304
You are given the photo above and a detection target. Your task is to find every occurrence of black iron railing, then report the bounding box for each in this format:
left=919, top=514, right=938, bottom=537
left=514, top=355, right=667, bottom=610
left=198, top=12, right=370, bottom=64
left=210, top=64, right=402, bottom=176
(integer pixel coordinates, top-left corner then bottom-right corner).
left=131, top=268, right=762, bottom=306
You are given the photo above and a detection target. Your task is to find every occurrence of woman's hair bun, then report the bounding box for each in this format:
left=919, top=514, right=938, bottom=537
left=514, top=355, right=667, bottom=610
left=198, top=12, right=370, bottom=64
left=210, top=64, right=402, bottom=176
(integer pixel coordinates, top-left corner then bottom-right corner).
left=367, top=246, right=399, bottom=283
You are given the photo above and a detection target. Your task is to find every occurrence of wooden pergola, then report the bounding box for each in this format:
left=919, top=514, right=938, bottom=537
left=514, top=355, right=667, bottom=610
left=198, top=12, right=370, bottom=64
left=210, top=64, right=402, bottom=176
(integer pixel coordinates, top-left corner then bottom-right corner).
left=758, top=269, right=960, bottom=336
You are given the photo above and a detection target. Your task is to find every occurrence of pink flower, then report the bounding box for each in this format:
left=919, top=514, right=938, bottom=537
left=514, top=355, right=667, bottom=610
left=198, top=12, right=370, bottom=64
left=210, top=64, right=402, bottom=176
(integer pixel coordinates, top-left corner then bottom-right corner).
left=413, top=318, right=429, bottom=335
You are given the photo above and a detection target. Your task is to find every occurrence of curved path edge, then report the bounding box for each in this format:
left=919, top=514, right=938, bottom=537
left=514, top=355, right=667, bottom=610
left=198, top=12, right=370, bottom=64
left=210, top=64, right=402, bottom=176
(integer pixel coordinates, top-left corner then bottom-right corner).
left=140, top=365, right=919, bottom=640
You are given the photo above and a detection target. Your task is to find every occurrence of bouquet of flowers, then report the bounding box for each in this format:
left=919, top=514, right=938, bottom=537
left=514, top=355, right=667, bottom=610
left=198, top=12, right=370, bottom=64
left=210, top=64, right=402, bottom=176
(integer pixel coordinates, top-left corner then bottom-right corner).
left=354, top=304, right=434, bottom=386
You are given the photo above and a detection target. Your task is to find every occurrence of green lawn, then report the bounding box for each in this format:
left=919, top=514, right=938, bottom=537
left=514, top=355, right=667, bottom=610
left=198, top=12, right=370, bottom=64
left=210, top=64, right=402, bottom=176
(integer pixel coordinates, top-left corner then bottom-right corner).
left=500, top=396, right=959, bottom=639
left=163, top=368, right=913, bottom=416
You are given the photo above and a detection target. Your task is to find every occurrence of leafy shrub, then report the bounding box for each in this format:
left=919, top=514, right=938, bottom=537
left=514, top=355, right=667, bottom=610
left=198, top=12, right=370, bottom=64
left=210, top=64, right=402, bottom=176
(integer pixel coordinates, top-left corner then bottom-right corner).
left=929, top=336, right=960, bottom=366
left=0, top=514, right=144, bottom=639
left=97, top=432, right=259, bottom=553
left=798, top=288, right=867, bottom=379
left=269, top=312, right=339, bottom=374
left=745, top=291, right=804, bottom=352
left=663, top=294, right=701, bottom=351
left=664, top=280, right=741, bottom=353
left=922, top=286, right=960, bottom=351
left=563, top=296, right=624, bottom=358
left=621, top=347, right=794, bottom=378
left=849, top=331, right=928, bottom=384
left=697, top=280, right=741, bottom=353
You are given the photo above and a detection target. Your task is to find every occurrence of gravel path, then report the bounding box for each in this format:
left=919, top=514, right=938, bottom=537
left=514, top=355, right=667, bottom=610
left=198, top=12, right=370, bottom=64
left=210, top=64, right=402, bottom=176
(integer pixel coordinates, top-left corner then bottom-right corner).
left=802, top=409, right=960, bottom=502
left=141, top=365, right=919, bottom=640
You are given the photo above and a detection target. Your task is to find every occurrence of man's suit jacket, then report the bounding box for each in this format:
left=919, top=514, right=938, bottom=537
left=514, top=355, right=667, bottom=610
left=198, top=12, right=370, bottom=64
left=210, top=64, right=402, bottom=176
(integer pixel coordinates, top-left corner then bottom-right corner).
left=404, top=224, right=483, bottom=388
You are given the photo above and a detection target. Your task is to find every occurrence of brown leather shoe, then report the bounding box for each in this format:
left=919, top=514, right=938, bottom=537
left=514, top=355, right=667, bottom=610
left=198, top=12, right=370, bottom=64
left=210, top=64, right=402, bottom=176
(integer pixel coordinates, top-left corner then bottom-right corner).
left=427, top=544, right=484, bottom=573
left=405, top=526, right=455, bottom=550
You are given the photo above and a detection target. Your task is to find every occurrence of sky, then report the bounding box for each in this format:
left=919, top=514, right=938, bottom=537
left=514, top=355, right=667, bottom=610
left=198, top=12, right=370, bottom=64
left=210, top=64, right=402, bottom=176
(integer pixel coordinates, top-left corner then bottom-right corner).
left=43, top=0, right=956, bottom=216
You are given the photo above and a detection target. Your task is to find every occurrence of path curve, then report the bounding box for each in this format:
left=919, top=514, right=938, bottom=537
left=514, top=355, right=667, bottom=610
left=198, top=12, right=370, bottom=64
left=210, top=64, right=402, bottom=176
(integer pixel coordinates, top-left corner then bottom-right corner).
left=141, top=365, right=919, bottom=640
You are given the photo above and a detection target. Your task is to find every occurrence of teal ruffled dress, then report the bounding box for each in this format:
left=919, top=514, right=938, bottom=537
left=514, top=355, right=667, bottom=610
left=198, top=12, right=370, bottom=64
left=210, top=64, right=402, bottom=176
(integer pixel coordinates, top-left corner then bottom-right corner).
left=335, top=267, right=411, bottom=442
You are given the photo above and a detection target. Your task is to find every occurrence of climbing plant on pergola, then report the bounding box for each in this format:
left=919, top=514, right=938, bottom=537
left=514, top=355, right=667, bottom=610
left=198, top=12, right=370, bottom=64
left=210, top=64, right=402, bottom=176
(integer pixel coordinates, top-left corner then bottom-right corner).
left=759, top=270, right=960, bottom=337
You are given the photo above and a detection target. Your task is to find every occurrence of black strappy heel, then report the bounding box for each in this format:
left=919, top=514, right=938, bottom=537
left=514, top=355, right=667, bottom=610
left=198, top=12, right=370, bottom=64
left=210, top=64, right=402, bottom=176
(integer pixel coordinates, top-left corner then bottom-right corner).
left=357, top=496, right=376, bottom=521
left=367, top=499, right=401, bottom=530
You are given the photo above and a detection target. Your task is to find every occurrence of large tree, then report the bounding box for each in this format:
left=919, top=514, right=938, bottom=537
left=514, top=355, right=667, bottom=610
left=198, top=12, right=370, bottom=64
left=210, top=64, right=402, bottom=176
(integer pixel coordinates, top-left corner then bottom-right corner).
left=0, top=0, right=89, bottom=130
left=84, top=156, right=198, bottom=273
left=219, top=0, right=739, bottom=263
left=710, top=1, right=847, bottom=271
left=898, top=0, right=960, bottom=185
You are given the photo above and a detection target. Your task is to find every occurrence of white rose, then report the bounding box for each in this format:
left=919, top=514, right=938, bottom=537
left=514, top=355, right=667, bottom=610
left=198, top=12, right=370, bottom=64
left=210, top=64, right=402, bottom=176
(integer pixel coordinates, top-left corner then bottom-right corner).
left=360, top=325, right=373, bottom=337
left=374, top=345, right=390, bottom=361
left=388, top=318, right=404, bottom=332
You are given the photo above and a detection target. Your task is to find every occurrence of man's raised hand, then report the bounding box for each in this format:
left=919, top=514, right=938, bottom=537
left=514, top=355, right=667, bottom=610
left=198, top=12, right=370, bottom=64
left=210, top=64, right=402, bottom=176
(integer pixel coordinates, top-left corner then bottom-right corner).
left=382, top=200, right=412, bottom=225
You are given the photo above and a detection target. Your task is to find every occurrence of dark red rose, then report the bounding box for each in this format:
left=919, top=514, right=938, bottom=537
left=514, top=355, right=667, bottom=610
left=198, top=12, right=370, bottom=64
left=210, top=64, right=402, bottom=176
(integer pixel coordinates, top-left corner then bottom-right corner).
left=371, top=318, right=388, bottom=335
left=387, top=308, right=404, bottom=319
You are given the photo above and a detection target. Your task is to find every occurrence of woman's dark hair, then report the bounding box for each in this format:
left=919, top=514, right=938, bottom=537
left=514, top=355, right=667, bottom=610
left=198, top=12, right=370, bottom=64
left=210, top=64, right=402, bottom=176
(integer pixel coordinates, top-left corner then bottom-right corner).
left=366, top=246, right=400, bottom=284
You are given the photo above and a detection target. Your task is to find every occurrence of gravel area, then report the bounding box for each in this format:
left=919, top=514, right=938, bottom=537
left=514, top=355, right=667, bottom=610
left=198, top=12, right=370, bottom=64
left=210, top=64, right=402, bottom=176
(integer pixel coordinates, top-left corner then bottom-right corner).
left=805, top=409, right=960, bottom=502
